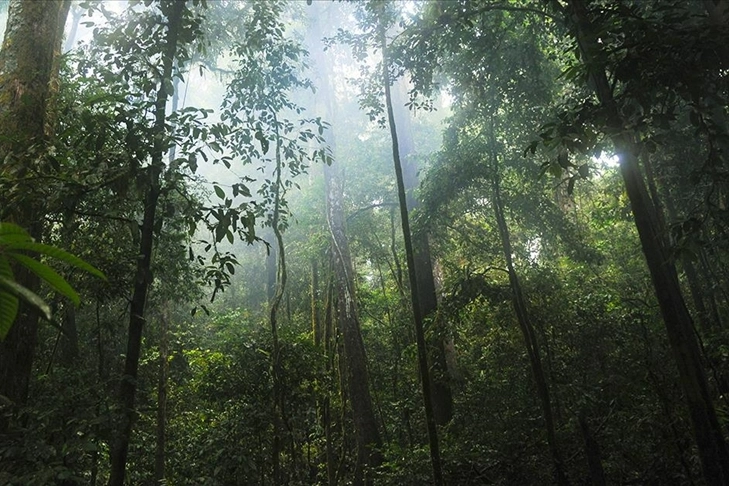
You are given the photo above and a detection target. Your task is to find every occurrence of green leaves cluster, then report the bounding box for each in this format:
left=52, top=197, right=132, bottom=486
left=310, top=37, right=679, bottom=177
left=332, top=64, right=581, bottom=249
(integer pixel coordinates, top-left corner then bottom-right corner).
left=0, top=223, right=105, bottom=340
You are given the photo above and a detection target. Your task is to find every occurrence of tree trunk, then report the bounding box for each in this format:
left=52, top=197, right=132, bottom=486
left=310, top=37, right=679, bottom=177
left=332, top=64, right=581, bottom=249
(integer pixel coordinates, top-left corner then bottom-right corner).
left=307, top=7, right=382, bottom=481
left=491, top=164, right=569, bottom=486
left=578, top=411, right=606, bottom=486
left=566, top=0, right=729, bottom=483
left=154, top=304, right=170, bottom=484
left=380, top=23, right=444, bottom=486
left=269, top=114, right=287, bottom=486
left=107, top=2, right=185, bottom=484
left=392, top=80, right=454, bottom=426
left=325, top=160, right=383, bottom=485
left=0, top=0, right=70, bottom=419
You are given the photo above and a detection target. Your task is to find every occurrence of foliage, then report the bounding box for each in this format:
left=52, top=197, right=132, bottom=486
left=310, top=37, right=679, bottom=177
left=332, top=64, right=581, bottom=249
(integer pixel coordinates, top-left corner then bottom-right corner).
left=0, top=223, right=105, bottom=340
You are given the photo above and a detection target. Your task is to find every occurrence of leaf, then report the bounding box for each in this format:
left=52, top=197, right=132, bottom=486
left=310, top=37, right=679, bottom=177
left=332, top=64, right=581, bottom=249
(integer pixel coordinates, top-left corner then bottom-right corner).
left=0, top=276, right=51, bottom=330
left=214, top=185, right=225, bottom=200
left=0, top=222, right=30, bottom=238
left=3, top=242, right=106, bottom=280
left=7, top=253, right=80, bottom=306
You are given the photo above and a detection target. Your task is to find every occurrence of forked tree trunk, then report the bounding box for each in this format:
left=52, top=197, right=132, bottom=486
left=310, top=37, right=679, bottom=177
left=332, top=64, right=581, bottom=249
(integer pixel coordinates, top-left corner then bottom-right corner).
left=0, top=0, right=70, bottom=420
left=566, top=0, right=729, bottom=483
left=108, top=2, right=186, bottom=484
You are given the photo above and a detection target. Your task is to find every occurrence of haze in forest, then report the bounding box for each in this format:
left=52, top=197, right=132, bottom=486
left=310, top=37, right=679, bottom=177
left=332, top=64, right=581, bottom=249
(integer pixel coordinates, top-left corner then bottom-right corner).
left=1, top=1, right=728, bottom=485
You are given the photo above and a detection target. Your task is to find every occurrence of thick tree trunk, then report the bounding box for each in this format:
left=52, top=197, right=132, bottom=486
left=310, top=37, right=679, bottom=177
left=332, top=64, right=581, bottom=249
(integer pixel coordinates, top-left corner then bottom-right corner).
left=0, top=0, right=70, bottom=417
left=566, top=0, right=729, bottom=483
left=307, top=7, right=382, bottom=481
left=107, top=2, right=185, bottom=484
left=326, top=161, right=383, bottom=485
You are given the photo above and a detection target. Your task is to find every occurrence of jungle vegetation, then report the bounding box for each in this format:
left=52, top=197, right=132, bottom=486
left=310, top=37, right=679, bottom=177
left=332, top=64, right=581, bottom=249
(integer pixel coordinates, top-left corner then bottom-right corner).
left=1, top=0, right=729, bottom=485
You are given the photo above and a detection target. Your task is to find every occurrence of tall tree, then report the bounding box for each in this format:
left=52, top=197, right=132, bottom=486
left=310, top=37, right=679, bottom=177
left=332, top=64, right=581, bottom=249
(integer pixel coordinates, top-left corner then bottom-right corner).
left=556, top=0, right=729, bottom=483
left=391, top=81, right=454, bottom=426
left=108, top=2, right=187, bottom=483
left=0, top=0, right=70, bottom=414
left=377, top=5, right=444, bottom=485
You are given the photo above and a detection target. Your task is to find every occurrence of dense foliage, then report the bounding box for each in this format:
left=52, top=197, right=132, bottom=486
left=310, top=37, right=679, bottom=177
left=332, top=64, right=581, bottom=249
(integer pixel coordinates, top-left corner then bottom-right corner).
left=1, top=0, right=729, bottom=485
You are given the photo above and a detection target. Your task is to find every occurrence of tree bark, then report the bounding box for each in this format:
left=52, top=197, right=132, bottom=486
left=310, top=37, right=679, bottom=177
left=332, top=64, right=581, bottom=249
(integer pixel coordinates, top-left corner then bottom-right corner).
left=107, top=2, right=186, bottom=484
left=566, top=1, right=729, bottom=483
left=307, top=6, right=382, bottom=482
left=0, top=0, right=70, bottom=417
left=326, top=160, right=383, bottom=485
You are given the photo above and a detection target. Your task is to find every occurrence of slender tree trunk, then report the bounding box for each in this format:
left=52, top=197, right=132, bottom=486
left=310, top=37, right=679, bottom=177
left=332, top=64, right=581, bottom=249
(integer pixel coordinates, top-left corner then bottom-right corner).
left=392, top=81, right=454, bottom=426
left=323, top=279, right=337, bottom=486
left=154, top=304, right=169, bottom=484
left=108, top=2, right=185, bottom=484
left=63, top=3, right=83, bottom=53
left=269, top=116, right=289, bottom=486
left=578, top=411, right=606, bottom=486
left=491, top=164, right=569, bottom=486
left=380, top=23, right=444, bottom=486
left=566, top=1, right=729, bottom=483
left=0, top=0, right=70, bottom=420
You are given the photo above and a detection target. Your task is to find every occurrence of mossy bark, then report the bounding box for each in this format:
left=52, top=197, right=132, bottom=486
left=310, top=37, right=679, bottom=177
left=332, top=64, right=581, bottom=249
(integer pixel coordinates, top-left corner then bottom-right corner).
left=0, top=0, right=70, bottom=417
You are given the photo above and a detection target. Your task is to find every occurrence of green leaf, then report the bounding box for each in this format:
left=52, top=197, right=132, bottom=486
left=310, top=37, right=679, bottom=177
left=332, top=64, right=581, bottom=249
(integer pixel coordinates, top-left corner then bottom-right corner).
left=0, top=222, right=30, bottom=238
left=3, top=242, right=106, bottom=280
left=0, top=276, right=51, bottom=326
left=0, top=286, right=18, bottom=341
left=214, top=185, right=225, bottom=200
left=7, top=253, right=80, bottom=306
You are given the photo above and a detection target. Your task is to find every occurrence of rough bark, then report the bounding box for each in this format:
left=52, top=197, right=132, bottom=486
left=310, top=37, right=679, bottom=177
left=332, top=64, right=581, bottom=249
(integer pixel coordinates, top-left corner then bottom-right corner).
left=566, top=0, right=729, bottom=483
left=107, top=2, right=186, bottom=484
left=326, top=161, right=383, bottom=484
left=0, top=0, right=70, bottom=415
left=307, top=6, right=382, bottom=482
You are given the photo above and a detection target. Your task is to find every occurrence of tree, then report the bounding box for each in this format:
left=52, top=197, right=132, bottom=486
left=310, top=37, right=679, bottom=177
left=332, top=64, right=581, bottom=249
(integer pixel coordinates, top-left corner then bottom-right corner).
left=108, top=2, right=190, bottom=483
left=0, top=0, right=70, bottom=415
left=551, top=1, right=729, bottom=482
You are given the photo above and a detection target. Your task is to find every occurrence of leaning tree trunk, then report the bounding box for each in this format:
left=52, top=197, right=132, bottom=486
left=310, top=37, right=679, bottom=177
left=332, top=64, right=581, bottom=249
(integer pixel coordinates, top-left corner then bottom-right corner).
left=107, top=2, right=185, bottom=484
left=380, top=22, right=444, bottom=486
left=0, top=0, right=70, bottom=419
left=566, top=0, right=729, bottom=483
left=392, top=80, right=454, bottom=426
left=491, top=160, right=569, bottom=486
